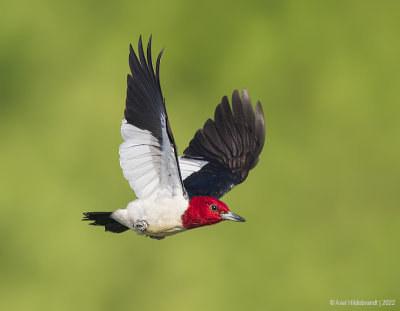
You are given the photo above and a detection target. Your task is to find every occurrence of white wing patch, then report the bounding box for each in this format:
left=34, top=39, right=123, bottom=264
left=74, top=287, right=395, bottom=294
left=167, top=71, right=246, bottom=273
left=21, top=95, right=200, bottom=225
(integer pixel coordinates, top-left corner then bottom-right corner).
left=178, top=157, right=208, bottom=180
left=119, top=120, right=184, bottom=199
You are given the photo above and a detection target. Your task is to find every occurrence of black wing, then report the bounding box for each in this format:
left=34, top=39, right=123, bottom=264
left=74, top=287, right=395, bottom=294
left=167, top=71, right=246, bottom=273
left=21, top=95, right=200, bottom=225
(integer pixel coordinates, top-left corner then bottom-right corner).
left=179, top=89, right=265, bottom=199
left=120, top=35, right=187, bottom=199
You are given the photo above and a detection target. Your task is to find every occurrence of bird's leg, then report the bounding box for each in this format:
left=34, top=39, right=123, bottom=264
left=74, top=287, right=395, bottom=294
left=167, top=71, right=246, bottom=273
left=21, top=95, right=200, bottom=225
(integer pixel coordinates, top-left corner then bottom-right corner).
left=148, top=235, right=165, bottom=240
left=135, top=220, right=148, bottom=232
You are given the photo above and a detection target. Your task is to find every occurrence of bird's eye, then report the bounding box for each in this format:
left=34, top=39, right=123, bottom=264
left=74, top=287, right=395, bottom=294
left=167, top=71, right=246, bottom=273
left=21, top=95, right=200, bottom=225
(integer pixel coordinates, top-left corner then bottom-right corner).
left=210, top=204, right=218, bottom=212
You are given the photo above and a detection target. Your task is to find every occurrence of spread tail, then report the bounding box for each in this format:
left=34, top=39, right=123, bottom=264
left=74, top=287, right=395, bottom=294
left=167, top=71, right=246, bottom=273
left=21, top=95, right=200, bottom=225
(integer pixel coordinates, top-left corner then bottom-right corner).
left=82, top=212, right=129, bottom=233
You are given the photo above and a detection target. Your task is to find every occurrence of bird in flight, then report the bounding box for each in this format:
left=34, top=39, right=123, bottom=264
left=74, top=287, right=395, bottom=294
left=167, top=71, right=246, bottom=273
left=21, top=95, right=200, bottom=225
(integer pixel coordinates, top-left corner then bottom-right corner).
left=83, top=36, right=266, bottom=240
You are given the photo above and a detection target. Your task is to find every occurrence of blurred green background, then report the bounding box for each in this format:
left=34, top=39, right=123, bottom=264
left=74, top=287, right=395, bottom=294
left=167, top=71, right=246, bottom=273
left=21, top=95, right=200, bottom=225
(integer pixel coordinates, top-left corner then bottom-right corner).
left=1, top=0, right=399, bottom=310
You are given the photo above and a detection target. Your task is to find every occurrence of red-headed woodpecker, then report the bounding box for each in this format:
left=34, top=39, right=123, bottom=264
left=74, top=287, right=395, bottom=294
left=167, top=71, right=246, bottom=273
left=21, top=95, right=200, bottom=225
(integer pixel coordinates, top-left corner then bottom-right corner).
left=83, top=36, right=266, bottom=240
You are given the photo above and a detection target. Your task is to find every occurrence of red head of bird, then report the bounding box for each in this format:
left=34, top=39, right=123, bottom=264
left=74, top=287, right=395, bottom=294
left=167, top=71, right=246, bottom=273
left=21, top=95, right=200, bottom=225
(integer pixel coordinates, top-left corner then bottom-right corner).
left=182, top=196, right=245, bottom=230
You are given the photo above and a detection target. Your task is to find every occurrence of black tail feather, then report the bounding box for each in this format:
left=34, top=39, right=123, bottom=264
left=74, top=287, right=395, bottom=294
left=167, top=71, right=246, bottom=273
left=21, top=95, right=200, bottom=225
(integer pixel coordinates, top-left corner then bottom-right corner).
left=82, top=212, right=129, bottom=233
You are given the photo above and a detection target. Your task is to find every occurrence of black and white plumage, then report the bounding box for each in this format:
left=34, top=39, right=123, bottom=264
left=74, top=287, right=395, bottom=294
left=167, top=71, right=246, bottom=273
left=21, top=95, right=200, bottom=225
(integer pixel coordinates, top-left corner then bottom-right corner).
left=83, top=36, right=266, bottom=239
left=120, top=36, right=185, bottom=199
left=180, top=89, right=265, bottom=199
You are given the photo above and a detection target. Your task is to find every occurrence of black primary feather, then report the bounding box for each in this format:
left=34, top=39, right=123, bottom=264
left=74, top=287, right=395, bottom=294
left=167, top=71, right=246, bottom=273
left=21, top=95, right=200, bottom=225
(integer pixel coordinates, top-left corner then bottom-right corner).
left=182, top=89, right=266, bottom=199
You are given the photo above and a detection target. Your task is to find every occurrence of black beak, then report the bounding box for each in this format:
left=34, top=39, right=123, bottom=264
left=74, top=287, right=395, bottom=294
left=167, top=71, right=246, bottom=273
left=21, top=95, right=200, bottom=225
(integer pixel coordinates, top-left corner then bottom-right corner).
left=221, top=211, right=246, bottom=222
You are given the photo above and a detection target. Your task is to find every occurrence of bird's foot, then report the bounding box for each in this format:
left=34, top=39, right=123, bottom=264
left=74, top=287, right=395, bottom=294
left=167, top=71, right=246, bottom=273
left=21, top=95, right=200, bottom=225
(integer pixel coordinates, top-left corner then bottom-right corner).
left=147, top=235, right=165, bottom=240
left=135, top=220, right=148, bottom=232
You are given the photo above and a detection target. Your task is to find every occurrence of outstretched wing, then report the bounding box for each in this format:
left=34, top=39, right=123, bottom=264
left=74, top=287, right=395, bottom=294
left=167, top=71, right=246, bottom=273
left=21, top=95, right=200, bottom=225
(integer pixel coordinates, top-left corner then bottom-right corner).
left=179, top=89, right=265, bottom=199
left=119, top=36, right=186, bottom=199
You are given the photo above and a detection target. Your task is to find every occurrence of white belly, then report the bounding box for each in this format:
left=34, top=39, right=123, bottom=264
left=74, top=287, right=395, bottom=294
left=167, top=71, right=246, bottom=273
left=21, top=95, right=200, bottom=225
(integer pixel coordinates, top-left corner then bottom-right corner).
left=111, top=195, right=188, bottom=237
